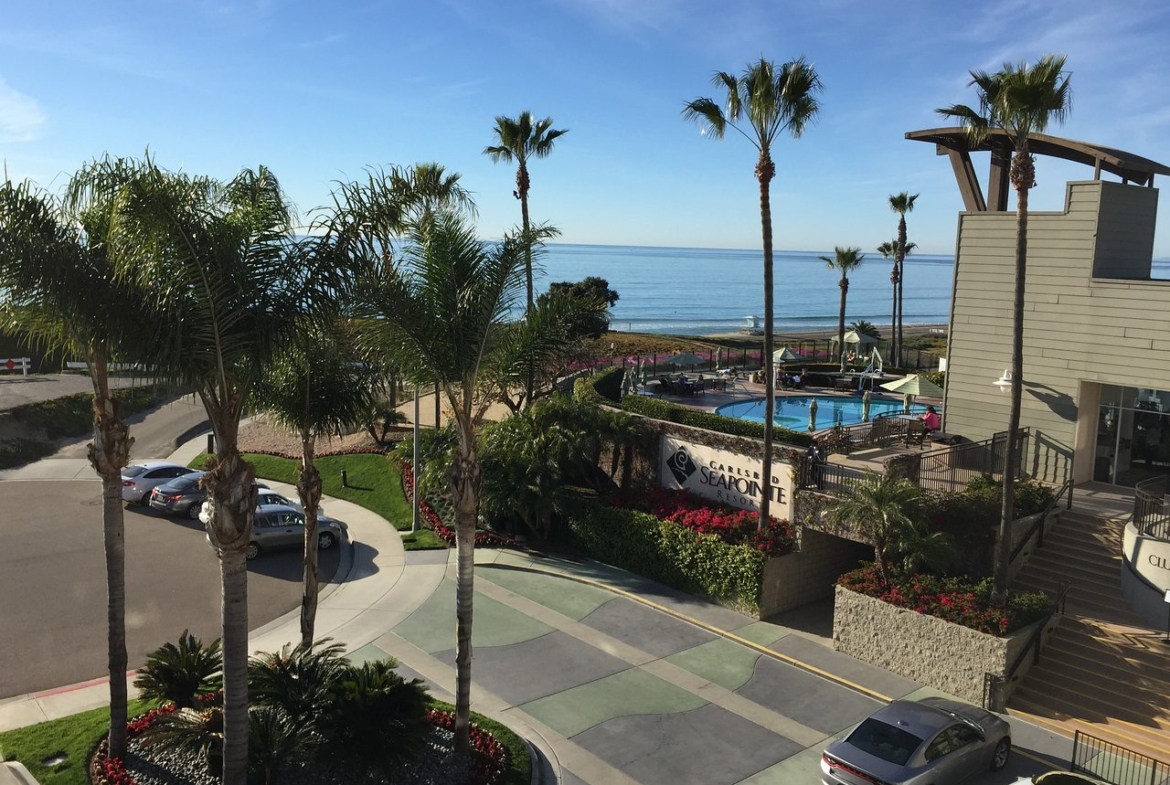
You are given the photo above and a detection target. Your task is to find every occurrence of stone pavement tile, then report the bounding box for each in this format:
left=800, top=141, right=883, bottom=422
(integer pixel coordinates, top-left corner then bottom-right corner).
left=768, top=634, right=921, bottom=700
left=392, top=579, right=553, bottom=654
left=735, top=740, right=835, bottom=785
left=579, top=596, right=717, bottom=658
left=560, top=770, right=589, bottom=785
left=478, top=564, right=614, bottom=621
left=736, top=657, right=883, bottom=735
left=664, top=637, right=763, bottom=691
left=731, top=620, right=792, bottom=647
left=429, top=631, right=630, bottom=706
left=405, top=549, right=449, bottom=565
left=519, top=667, right=706, bottom=739
left=572, top=702, right=804, bottom=785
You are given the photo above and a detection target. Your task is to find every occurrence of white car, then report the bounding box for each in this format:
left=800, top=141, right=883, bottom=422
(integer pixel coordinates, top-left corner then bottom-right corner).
left=121, top=461, right=199, bottom=505
left=198, top=488, right=327, bottom=526
left=1009, top=773, right=1110, bottom=784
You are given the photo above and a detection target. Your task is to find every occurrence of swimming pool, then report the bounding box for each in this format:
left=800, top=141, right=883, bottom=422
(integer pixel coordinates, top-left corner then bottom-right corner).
left=714, top=395, right=930, bottom=430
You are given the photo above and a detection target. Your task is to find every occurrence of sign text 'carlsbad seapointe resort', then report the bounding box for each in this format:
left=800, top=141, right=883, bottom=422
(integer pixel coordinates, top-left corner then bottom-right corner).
left=659, top=435, right=793, bottom=519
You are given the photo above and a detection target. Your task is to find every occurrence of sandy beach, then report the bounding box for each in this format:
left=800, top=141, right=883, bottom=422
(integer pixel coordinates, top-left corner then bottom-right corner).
left=698, top=322, right=948, bottom=342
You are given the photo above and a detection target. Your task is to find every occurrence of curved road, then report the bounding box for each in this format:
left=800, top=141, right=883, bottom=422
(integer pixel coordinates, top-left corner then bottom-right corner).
left=0, top=396, right=338, bottom=699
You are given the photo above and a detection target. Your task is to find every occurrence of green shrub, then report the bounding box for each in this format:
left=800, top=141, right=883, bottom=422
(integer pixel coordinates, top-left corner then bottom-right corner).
left=620, top=394, right=814, bottom=448
left=0, top=438, right=56, bottom=469
left=573, top=366, right=623, bottom=405
left=10, top=385, right=168, bottom=439
left=963, top=475, right=1056, bottom=517
left=557, top=493, right=766, bottom=613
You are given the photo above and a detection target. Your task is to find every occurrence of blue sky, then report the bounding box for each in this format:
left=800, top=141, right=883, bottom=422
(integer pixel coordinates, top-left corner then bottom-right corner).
left=3, top=0, right=1170, bottom=256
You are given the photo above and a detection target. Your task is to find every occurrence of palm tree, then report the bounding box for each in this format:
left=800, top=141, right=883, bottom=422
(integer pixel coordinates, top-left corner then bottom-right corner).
left=253, top=311, right=382, bottom=645
left=484, top=112, right=568, bottom=314
left=484, top=111, right=569, bottom=410
left=348, top=208, right=570, bottom=752
left=0, top=164, right=153, bottom=758
left=938, top=54, right=1072, bottom=600
left=849, top=320, right=881, bottom=341
left=877, top=239, right=915, bottom=364
left=819, top=247, right=865, bottom=371
left=888, top=193, right=919, bottom=364
left=825, top=473, right=933, bottom=583
left=99, top=161, right=338, bottom=784
left=683, top=58, right=822, bottom=527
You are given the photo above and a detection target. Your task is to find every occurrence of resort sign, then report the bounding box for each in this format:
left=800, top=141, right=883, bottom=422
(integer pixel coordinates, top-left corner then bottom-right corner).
left=659, top=435, right=793, bottom=519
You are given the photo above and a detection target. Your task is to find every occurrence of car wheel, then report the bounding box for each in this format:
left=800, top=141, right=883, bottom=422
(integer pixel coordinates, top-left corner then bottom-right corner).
left=187, top=504, right=202, bottom=521
left=245, top=543, right=260, bottom=560
left=991, top=737, right=1011, bottom=771
left=317, top=532, right=336, bottom=550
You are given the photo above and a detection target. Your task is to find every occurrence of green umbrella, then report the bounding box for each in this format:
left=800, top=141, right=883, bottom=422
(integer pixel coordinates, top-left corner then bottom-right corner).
left=665, top=352, right=705, bottom=368
left=808, top=397, right=818, bottom=432
left=880, top=373, right=944, bottom=399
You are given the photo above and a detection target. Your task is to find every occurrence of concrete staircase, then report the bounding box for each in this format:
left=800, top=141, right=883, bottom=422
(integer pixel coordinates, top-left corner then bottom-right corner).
left=1008, top=510, right=1170, bottom=763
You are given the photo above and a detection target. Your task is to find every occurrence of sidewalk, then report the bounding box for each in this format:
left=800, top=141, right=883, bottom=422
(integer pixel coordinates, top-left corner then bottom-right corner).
left=0, top=432, right=1074, bottom=784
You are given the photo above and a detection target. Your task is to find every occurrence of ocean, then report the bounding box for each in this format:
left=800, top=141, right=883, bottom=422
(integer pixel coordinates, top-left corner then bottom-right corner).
left=534, top=243, right=955, bottom=337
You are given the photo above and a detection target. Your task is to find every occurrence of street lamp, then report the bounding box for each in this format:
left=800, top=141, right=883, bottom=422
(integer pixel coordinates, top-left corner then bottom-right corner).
left=993, top=370, right=1013, bottom=392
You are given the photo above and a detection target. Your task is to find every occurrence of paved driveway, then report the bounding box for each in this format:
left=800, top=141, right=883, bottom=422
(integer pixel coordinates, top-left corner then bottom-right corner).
left=0, top=479, right=339, bottom=698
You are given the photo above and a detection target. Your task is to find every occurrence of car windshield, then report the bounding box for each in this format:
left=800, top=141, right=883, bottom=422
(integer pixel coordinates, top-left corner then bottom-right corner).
left=123, top=466, right=148, bottom=477
left=846, top=718, right=924, bottom=766
left=169, top=476, right=201, bottom=491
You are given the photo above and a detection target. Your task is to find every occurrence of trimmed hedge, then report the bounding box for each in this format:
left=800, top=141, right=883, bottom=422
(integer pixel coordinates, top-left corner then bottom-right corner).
left=574, top=366, right=814, bottom=448
left=9, top=385, right=168, bottom=439
left=557, top=493, right=766, bottom=613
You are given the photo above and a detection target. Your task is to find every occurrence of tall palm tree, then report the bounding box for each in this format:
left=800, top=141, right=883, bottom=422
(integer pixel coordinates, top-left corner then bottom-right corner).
left=819, top=246, right=865, bottom=371
left=888, top=192, right=919, bottom=364
left=100, top=161, right=339, bottom=784
left=485, top=111, right=568, bottom=410
left=350, top=211, right=573, bottom=753
left=0, top=164, right=153, bottom=759
left=252, top=310, right=382, bottom=645
left=683, top=57, right=822, bottom=527
left=877, top=239, right=915, bottom=364
left=937, top=54, right=1072, bottom=600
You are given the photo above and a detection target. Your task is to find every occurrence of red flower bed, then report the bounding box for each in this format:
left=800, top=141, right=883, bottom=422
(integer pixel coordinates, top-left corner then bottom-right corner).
left=92, top=695, right=510, bottom=785
left=244, top=445, right=392, bottom=460
left=838, top=566, right=1049, bottom=636
left=400, top=462, right=514, bottom=548
left=614, top=486, right=795, bottom=557
left=425, top=708, right=510, bottom=785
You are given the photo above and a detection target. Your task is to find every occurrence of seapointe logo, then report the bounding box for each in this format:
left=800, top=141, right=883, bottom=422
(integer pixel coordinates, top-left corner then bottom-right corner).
left=666, top=447, right=697, bottom=485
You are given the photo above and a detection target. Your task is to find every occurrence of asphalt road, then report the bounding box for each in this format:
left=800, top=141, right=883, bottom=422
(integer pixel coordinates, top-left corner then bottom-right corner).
left=0, top=392, right=342, bottom=699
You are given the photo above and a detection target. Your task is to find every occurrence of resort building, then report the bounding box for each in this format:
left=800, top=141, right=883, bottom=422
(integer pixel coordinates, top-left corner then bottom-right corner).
left=909, top=127, right=1170, bottom=622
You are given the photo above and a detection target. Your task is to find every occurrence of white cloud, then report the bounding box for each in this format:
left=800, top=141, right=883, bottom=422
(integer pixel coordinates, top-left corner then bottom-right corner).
left=0, top=78, right=47, bottom=142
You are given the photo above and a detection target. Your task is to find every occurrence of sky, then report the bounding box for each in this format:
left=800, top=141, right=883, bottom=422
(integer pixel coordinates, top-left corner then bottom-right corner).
left=3, top=0, right=1170, bottom=257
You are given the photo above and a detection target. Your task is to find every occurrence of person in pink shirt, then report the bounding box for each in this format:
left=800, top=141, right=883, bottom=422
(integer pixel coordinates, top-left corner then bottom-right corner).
left=922, top=405, right=940, bottom=433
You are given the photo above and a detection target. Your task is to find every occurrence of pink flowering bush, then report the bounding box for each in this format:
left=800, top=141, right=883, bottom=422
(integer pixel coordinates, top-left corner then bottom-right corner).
left=838, top=566, right=1051, bottom=636
left=401, top=462, right=514, bottom=548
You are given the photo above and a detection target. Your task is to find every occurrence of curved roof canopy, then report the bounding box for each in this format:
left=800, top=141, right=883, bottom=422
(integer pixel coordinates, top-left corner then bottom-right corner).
left=906, top=127, right=1170, bottom=211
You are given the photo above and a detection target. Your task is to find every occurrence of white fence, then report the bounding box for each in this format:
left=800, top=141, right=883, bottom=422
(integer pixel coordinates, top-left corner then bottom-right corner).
left=0, top=357, right=31, bottom=376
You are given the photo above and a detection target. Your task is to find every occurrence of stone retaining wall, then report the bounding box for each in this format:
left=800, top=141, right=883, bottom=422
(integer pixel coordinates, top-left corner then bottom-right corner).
left=760, top=530, right=873, bottom=617
left=833, top=586, right=1054, bottom=704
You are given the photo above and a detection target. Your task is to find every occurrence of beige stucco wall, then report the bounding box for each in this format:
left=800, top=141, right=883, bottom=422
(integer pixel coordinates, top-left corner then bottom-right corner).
left=943, top=180, right=1170, bottom=479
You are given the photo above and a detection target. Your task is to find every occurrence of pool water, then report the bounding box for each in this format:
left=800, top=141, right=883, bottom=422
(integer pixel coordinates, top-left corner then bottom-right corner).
left=714, top=395, right=929, bottom=430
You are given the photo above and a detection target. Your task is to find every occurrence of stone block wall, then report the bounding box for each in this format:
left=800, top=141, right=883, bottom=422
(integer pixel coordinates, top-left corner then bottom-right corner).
left=833, top=586, right=1050, bottom=704
left=760, top=530, right=873, bottom=617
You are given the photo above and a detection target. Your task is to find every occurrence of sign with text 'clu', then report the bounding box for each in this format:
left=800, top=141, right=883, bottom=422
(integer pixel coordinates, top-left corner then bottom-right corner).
left=659, top=435, right=793, bottom=520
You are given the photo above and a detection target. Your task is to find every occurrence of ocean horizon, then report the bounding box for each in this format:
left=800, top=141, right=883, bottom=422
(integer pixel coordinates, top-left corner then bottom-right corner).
left=535, top=243, right=955, bottom=337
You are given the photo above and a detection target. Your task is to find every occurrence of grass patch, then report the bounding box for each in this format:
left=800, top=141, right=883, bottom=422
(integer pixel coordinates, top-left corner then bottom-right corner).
left=10, top=385, right=169, bottom=440
left=0, top=699, right=150, bottom=785
left=189, top=451, right=446, bottom=548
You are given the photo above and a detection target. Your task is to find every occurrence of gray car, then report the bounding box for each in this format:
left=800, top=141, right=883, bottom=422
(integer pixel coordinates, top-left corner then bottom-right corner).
left=821, top=697, right=1011, bottom=785
left=148, top=471, right=208, bottom=519
left=245, top=504, right=343, bottom=561
left=122, top=461, right=199, bottom=504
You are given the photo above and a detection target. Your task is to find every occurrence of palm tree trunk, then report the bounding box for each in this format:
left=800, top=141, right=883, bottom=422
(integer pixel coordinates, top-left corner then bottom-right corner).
left=520, top=170, right=536, bottom=411
left=450, top=436, right=481, bottom=755
left=87, top=351, right=131, bottom=759
left=897, top=216, right=908, bottom=366
left=994, top=162, right=1031, bottom=601
left=219, top=547, right=250, bottom=785
left=890, top=267, right=898, bottom=367
left=298, top=432, right=322, bottom=646
left=757, top=151, right=775, bottom=529
left=837, top=276, right=848, bottom=373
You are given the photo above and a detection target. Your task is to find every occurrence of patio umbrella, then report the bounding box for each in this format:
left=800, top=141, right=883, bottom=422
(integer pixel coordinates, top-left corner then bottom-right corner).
left=772, top=346, right=801, bottom=365
left=715, top=348, right=724, bottom=369
left=665, top=352, right=705, bottom=368
left=808, top=397, right=818, bottom=432
left=903, top=393, right=913, bottom=413
left=880, top=373, right=944, bottom=399
left=862, top=390, right=871, bottom=422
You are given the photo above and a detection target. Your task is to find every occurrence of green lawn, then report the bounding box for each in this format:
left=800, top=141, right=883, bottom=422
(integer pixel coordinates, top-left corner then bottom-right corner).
left=189, top=451, right=446, bottom=550
left=0, top=700, right=150, bottom=785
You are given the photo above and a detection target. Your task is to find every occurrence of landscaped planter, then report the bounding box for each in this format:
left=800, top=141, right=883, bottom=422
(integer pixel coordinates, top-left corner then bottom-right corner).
left=833, top=586, right=1060, bottom=704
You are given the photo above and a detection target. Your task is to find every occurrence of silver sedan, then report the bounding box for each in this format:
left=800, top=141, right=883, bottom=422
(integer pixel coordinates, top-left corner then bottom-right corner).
left=821, top=697, right=1011, bottom=785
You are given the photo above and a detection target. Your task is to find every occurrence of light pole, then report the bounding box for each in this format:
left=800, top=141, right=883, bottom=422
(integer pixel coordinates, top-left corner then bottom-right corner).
left=412, top=384, right=420, bottom=534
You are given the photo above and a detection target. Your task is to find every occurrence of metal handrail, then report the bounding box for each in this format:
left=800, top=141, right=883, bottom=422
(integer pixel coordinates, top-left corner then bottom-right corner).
left=1133, top=475, right=1169, bottom=539
left=982, top=578, right=1069, bottom=712
left=1009, top=479, right=1072, bottom=564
